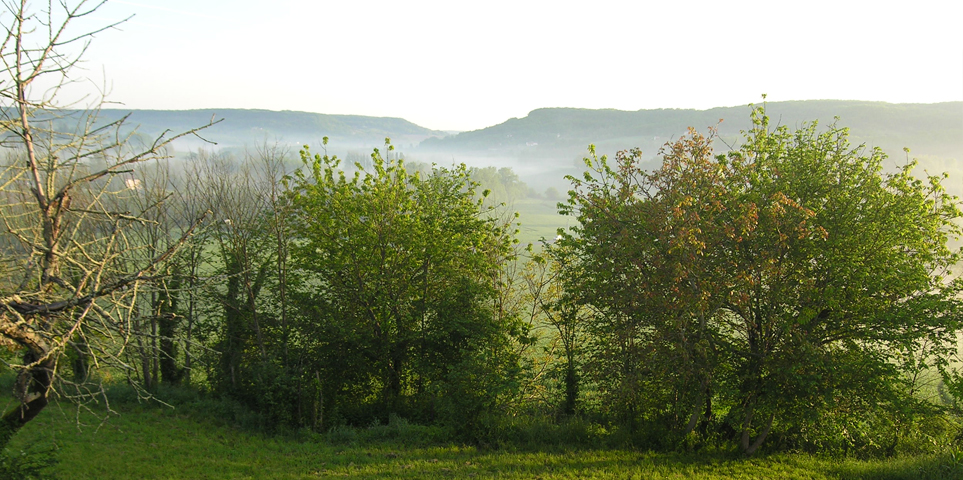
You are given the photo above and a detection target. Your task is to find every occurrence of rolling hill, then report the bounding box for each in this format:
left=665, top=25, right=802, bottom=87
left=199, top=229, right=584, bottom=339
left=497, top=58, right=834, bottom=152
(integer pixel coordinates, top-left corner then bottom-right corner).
left=91, top=108, right=447, bottom=151
left=418, top=101, right=963, bottom=165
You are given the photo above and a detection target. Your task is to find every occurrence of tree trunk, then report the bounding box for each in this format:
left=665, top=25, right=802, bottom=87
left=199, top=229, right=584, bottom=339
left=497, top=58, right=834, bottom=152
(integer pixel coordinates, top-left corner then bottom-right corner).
left=562, top=357, right=578, bottom=416
left=313, top=371, right=323, bottom=432
left=184, top=302, right=194, bottom=386
left=158, top=279, right=182, bottom=385
left=138, top=336, right=153, bottom=391
left=0, top=354, right=55, bottom=452
left=388, top=348, right=405, bottom=402
left=741, top=411, right=775, bottom=456
left=71, top=342, right=89, bottom=383
left=150, top=292, right=159, bottom=389
left=159, top=313, right=181, bottom=385
left=699, top=385, right=713, bottom=437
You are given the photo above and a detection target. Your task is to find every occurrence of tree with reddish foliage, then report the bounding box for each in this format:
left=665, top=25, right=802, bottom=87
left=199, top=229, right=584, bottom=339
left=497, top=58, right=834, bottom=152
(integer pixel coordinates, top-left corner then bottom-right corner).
left=561, top=104, right=963, bottom=454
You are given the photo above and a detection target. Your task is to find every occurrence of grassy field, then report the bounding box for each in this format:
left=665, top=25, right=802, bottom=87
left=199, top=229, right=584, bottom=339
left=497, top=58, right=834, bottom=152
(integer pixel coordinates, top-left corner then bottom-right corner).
left=5, top=396, right=963, bottom=480
left=509, top=197, right=569, bottom=247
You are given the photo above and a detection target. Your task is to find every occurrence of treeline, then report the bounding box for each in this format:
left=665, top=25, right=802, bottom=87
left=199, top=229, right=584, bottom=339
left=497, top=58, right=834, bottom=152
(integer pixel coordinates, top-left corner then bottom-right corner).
left=68, top=141, right=533, bottom=435
left=124, top=110, right=963, bottom=453
left=5, top=109, right=963, bottom=457
left=345, top=148, right=560, bottom=202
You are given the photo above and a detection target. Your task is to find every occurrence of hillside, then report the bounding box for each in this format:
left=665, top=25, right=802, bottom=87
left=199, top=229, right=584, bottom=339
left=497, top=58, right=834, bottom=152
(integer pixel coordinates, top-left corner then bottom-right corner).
left=78, top=102, right=962, bottom=168
left=419, top=101, right=963, bottom=165
left=92, top=108, right=446, bottom=151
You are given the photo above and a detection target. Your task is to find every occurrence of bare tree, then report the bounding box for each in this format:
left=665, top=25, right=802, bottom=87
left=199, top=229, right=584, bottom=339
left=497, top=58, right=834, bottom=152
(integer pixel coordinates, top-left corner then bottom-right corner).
left=203, top=149, right=272, bottom=392
left=117, top=159, right=187, bottom=390
left=0, top=0, right=216, bottom=449
left=169, top=150, right=223, bottom=386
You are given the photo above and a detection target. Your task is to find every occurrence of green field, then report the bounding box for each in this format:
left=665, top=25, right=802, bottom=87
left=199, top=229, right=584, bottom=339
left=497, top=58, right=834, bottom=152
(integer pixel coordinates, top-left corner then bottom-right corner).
left=509, top=197, right=569, bottom=247
left=5, top=395, right=962, bottom=480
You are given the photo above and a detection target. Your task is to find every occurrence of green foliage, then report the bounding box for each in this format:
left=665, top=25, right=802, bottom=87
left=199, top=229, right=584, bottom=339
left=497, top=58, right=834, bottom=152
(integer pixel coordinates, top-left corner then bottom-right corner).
left=469, top=166, right=531, bottom=204
left=328, top=414, right=452, bottom=446
left=0, top=441, right=56, bottom=480
left=559, top=105, right=963, bottom=455
left=286, top=141, right=525, bottom=434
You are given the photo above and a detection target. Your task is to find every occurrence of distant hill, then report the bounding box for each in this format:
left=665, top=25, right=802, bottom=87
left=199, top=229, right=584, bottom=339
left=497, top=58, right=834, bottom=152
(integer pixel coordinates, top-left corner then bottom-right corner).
left=81, top=102, right=961, bottom=166
left=92, top=108, right=446, bottom=151
left=418, top=101, right=963, bottom=164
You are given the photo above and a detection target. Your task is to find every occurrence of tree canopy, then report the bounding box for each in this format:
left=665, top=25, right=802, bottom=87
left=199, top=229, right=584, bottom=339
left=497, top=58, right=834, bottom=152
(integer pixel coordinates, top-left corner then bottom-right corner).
left=559, top=105, right=963, bottom=454
left=284, top=140, right=525, bottom=430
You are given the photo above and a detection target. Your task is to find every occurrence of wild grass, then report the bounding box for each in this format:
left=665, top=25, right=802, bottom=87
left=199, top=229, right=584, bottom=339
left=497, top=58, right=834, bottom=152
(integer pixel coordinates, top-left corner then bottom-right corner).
left=510, top=197, right=568, bottom=246
left=5, top=389, right=963, bottom=479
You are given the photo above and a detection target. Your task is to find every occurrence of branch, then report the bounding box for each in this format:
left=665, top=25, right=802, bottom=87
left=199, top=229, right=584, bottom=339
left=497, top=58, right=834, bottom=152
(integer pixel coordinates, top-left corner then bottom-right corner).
left=58, top=116, right=221, bottom=195
left=2, top=209, right=210, bottom=316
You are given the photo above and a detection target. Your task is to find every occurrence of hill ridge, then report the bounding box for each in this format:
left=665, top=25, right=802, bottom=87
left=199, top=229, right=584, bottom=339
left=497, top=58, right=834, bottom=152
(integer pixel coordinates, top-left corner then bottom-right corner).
left=420, top=100, right=962, bottom=162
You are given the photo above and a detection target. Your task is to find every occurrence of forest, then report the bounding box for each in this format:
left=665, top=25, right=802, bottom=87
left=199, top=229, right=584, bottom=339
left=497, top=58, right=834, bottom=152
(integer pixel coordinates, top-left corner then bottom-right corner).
left=2, top=1, right=963, bottom=479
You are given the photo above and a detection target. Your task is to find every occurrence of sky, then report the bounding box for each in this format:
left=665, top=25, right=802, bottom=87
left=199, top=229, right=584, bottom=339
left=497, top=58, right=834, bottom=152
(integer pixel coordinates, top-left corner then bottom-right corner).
left=37, top=0, right=963, bottom=132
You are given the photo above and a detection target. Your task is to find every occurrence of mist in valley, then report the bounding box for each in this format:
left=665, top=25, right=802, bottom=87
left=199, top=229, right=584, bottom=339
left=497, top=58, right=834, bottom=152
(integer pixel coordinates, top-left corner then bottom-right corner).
left=132, top=100, right=962, bottom=247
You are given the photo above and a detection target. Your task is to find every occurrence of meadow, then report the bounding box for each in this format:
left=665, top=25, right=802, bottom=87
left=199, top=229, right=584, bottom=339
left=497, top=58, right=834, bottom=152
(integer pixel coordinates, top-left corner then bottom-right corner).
left=4, top=390, right=962, bottom=480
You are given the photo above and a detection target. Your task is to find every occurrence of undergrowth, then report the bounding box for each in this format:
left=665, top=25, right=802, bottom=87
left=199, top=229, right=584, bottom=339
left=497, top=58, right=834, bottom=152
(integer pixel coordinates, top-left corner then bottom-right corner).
left=3, top=382, right=963, bottom=479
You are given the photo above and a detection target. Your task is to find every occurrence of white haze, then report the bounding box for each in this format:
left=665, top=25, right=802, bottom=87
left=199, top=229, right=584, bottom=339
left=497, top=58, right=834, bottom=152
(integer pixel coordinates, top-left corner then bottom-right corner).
left=51, top=0, right=963, bottom=132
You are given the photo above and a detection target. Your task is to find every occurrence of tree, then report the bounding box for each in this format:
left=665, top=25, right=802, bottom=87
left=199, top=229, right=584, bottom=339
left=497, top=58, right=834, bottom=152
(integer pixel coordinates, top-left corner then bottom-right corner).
left=188, top=145, right=303, bottom=427
left=522, top=247, right=592, bottom=416
left=0, top=0, right=215, bottom=450
left=287, top=139, right=525, bottom=431
left=561, top=105, right=963, bottom=454
left=121, top=159, right=184, bottom=390
left=165, top=154, right=215, bottom=387
left=558, top=134, right=732, bottom=441
left=469, top=166, right=530, bottom=205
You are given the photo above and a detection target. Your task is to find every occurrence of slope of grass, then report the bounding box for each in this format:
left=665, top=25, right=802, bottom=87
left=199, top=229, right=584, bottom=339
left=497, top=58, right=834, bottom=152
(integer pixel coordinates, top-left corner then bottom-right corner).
left=5, top=396, right=963, bottom=480
left=512, top=197, right=569, bottom=246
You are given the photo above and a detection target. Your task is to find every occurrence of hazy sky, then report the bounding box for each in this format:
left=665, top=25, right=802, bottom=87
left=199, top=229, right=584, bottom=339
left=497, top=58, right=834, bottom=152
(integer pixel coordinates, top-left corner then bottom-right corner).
left=56, top=0, right=963, bottom=131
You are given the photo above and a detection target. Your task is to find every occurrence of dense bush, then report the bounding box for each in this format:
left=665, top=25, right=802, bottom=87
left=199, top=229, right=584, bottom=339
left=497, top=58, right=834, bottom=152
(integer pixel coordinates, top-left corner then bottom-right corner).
left=556, top=105, right=963, bottom=455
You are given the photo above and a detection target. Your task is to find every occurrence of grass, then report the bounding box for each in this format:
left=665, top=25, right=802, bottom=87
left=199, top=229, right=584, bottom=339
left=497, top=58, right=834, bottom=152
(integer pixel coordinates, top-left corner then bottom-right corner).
left=5, top=396, right=963, bottom=479
left=509, top=197, right=569, bottom=246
